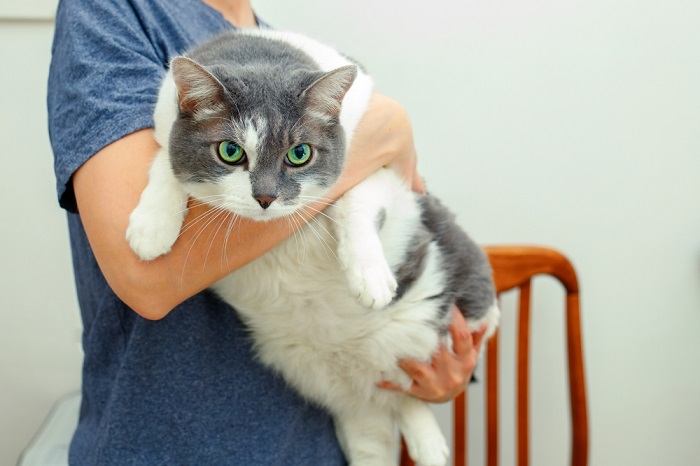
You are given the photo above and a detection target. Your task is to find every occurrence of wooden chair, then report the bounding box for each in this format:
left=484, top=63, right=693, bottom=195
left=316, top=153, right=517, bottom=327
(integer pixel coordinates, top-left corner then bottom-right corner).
left=400, top=246, right=588, bottom=466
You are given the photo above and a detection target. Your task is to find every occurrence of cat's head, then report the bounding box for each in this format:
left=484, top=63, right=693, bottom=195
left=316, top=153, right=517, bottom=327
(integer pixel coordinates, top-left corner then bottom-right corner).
left=167, top=56, right=357, bottom=221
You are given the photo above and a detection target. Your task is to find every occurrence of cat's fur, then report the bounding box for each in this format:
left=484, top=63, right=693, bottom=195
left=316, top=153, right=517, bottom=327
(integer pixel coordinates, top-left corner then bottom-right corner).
left=126, top=29, right=499, bottom=466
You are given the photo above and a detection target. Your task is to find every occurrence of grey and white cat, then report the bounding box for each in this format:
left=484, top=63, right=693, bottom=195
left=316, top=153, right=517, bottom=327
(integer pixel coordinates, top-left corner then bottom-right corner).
left=127, top=29, right=499, bottom=466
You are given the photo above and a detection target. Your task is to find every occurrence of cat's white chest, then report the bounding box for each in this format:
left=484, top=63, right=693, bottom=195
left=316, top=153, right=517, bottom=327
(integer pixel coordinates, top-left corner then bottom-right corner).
left=213, top=218, right=370, bottom=348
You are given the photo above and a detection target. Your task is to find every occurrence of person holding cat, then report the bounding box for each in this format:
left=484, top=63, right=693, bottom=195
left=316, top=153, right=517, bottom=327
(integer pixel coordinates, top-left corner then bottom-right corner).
left=48, top=0, right=487, bottom=464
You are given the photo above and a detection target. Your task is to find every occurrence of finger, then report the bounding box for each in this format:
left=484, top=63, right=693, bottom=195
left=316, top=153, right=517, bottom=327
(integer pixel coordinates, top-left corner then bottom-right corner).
left=406, top=380, right=453, bottom=404
left=411, top=172, right=426, bottom=194
left=430, top=344, right=454, bottom=370
left=399, top=359, right=435, bottom=382
left=449, top=306, right=468, bottom=332
left=449, top=309, right=472, bottom=357
left=376, top=380, right=404, bottom=392
left=430, top=347, right=468, bottom=386
left=405, top=383, right=431, bottom=401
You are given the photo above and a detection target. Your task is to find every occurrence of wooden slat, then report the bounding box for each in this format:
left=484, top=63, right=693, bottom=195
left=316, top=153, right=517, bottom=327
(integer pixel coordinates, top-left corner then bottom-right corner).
left=517, top=282, right=532, bottom=466
left=454, top=391, right=467, bottom=466
left=486, top=330, right=499, bottom=466
left=566, top=293, right=588, bottom=466
left=399, top=438, right=414, bottom=466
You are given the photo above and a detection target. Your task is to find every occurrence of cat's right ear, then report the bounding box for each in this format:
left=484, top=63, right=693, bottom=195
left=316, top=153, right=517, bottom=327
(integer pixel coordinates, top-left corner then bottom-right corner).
left=170, top=57, right=227, bottom=117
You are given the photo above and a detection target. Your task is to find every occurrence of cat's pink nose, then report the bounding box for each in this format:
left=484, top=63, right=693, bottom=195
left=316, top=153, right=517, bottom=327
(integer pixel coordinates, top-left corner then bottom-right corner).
left=254, top=195, right=277, bottom=209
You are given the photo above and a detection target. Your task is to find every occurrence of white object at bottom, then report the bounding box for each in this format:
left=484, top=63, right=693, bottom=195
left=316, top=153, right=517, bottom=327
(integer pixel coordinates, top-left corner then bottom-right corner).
left=17, top=392, right=80, bottom=466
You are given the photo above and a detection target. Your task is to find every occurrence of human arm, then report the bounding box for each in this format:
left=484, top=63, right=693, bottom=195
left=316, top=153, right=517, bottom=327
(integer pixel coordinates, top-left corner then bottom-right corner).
left=73, top=94, right=418, bottom=319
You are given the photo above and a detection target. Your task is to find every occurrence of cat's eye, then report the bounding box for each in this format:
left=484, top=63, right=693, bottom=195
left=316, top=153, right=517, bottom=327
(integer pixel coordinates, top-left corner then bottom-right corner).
left=217, top=141, right=246, bottom=165
left=285, top=143, right=312, bottom=166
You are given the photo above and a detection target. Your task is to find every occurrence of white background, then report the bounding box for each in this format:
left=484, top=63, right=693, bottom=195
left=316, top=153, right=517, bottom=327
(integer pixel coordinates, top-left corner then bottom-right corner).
left=1, top=0, right=699, bottom=465
left=0, top=1, right=54, bottom=20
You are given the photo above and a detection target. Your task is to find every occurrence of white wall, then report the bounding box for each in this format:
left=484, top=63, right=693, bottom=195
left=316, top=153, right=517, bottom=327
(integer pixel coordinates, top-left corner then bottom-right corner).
left=0, top=1, right=54, bottom=20
left=1, top=0, right=699, bottom=465
left=0, top=18, right=83, bottom=466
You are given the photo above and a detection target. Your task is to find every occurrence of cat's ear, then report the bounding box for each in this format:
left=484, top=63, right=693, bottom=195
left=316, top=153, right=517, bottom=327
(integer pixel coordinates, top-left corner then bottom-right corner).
left=170, top=57, right=227, bottom=117
left=300, top=65, right=357, bottom=119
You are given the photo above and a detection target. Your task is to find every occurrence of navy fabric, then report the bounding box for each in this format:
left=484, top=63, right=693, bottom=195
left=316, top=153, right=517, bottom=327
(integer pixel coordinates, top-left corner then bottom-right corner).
left=47, top=0, right=345, bottom=464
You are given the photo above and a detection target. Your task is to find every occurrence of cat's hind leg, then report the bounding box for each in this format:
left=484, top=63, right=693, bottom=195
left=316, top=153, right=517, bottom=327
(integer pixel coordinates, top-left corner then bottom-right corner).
left=397, top=396, right=449, bottom=466
left=126, top=148, right=188, bottom=260
left=334, top=408, right=397, bottom=466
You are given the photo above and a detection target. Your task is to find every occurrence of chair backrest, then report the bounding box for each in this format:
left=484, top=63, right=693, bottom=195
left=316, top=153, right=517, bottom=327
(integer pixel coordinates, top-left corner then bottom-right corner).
left=401, top=246, right=588, bottom=466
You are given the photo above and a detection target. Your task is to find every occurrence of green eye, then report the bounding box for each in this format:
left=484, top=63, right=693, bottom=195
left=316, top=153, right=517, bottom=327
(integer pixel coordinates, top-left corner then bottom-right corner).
left=217, top=141, right=246, bottom=164
left=286, top=143, right=312, bottom=166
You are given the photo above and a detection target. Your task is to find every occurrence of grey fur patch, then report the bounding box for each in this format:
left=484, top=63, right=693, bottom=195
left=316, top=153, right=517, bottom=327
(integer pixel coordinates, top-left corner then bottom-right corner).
left=393, top=227, right=432, bottom=302
left=375, top=208, right=387, bottom=231
left=417, top=195, right=496, bottom=323
left=390, top=194, right=494, bottom=327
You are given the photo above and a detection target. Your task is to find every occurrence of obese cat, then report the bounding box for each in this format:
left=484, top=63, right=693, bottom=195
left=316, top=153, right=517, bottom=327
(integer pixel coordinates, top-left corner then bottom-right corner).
left=126, top=29, right=499, bottom=466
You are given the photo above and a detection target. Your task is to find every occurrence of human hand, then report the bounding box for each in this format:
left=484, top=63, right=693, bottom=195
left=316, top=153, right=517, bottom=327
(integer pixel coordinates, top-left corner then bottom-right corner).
left=377, top=307, right=488, bottom=403
left=328, top=93, right=425, bottom=198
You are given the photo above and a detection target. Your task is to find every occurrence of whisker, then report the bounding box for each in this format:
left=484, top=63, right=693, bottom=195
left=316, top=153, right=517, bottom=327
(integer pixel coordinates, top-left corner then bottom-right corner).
left=290, top=211, right=306, bottom=262
left=298, top=204, right=340, bottom=226
left=296, top=211, right=337, bottom=261
left=179, top=206, right=227, bottom=286
left=309, top=224, right=338, bottom=261
left=295, top=197, right=336, bottom=208
left=296, top=195, right=336, bottom=203
left=174, top=196, right=230, bottom=216
left=292, top=211, right=309, bottom=262
left=308, top=219, right=337, bottom=261
left=285, top=216, right=300, bottom=261
left=299, top=206, right=337, bottom=242
left=177, top=204, right=228, bottom=240
left=202, top=209, right=231, bottom=272
left=221, top=211, right=237, bottom=271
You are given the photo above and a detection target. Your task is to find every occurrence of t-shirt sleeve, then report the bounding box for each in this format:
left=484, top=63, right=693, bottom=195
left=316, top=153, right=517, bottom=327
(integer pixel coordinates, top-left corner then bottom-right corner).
left=48, top=0, right=166, bottom=212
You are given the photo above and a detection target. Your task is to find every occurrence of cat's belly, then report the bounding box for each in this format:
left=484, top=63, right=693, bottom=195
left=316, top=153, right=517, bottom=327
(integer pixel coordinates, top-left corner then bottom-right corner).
left=212, top=220, right=449, bottom=411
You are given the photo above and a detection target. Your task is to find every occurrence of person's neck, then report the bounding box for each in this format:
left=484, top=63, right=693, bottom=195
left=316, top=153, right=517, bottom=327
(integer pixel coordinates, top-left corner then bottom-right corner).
left=202, top=0, right=256, bottom=28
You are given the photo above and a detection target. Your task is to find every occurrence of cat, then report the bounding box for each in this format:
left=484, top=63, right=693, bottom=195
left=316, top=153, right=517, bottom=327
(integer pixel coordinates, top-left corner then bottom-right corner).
left=126, top=29, right=500, bottom=466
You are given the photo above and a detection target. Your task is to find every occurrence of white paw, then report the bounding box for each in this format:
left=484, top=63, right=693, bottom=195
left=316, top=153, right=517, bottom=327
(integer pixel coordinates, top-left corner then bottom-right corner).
left=404, top=430, right=449, bottom=466
left=126, top=206, right=183, bottom=261
left=346, top=259, right=398, bottom=310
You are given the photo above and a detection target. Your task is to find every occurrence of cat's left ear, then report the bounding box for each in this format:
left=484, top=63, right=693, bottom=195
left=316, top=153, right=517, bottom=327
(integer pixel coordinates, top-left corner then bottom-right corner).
left=300, top=65, right=357, bottom=120
left=170, top=56, right=227, bottom=117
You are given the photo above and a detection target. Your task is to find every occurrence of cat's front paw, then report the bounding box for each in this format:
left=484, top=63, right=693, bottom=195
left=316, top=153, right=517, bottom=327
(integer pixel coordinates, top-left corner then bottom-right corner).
left=346, top=260, right=398, bottom=310
left=126, top=205, right=183, bottom=261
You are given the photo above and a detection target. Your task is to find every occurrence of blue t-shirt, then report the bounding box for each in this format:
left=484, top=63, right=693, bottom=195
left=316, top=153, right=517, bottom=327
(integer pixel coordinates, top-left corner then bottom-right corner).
left=47, top=0, right=345, bottom=464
